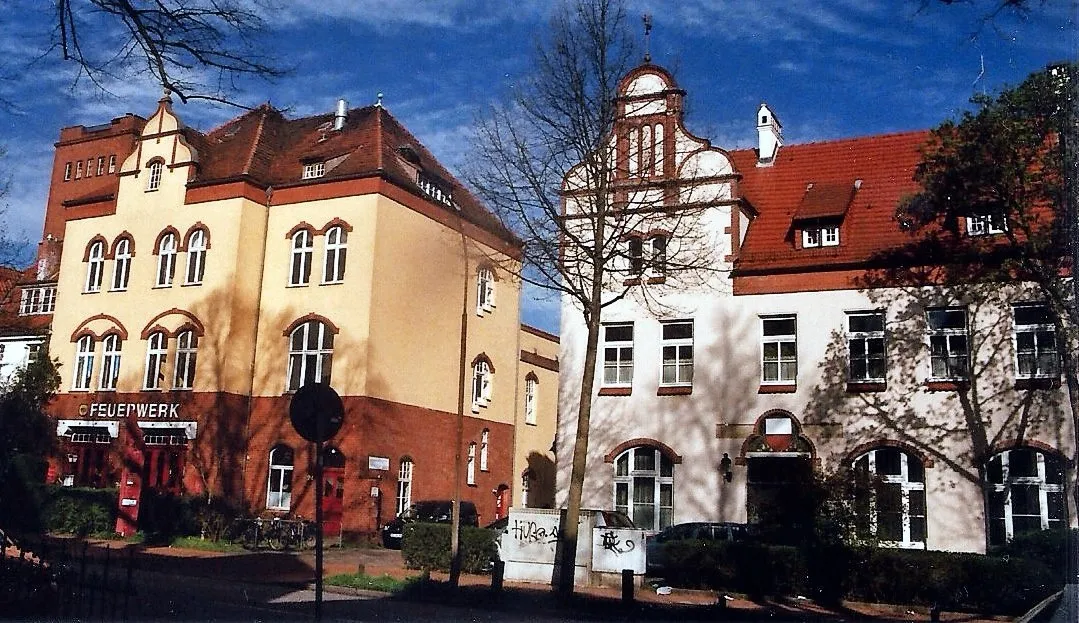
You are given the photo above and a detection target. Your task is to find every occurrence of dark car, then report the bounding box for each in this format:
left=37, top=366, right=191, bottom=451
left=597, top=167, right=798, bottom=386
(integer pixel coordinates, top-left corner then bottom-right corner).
left=381, top=500, right=478, bottom=549
left=645, top=521, right=753, bottom=574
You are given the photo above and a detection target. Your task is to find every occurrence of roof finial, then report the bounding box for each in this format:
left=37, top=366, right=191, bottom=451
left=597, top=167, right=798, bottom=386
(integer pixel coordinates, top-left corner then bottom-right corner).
left=642, top=13, right=653, bottom=63
left=375, top=92, right=384, bottom=108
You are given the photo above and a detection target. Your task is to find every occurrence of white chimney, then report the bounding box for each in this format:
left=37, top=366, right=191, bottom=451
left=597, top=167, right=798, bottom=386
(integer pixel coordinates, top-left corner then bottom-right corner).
left=333, top=99, right=348, bottom=131
left=756, top=102, right=783, bottom=167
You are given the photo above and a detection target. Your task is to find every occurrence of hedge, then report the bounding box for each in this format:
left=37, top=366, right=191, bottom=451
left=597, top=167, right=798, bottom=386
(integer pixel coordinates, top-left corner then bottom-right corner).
left=41, top=486, right=117, bottom=536
left=401, top=523, right=498, bottom=574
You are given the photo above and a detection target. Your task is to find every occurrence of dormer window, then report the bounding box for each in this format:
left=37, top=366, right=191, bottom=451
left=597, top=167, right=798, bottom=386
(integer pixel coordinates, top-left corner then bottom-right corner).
left=418, top=173, right=456, bottom=209
left=302, top=162, right=325, bottom=179
left=802, top=225, right=839, bottom=248
left=966, top=214, right=1007, bottom=236
left=792, top=180, right=858, bottom=251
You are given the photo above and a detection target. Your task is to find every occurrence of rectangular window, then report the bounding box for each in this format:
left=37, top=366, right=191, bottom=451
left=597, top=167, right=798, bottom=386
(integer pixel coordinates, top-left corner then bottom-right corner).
left=927, top=307, right=969, bottom=381
left=847, top=311, right=885, bottom=383
left=85, top=158, right=94, bottom=177
left=108, top=155, right=117, bottom=174
left=302, top=162, right=325, bottom=179
left=650, top=236, right=667, bottom=277
left=75, top=161, right=83, bottom=179
left=660, top=320, right=693, bottom=386
left=602, top=323, right=634, bottom=386
left=97, top=156, right=105, bottom=176
left=967, top=214, right=1007, bottom=236
left=802, top=226, right=839, bottom=248
left=1014, top=304, right=1057, bottom=379
left=64, top=162, right=72, bottom=181
left=761, top=316, right=797, bottom=384
left=524, top=376, right=537, bottom=425
left=628, top=237, right=643, bottom=275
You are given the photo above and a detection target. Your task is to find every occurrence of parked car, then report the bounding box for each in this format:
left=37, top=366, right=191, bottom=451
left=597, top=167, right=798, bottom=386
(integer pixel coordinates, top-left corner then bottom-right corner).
left=381, top=500, right=478, bottom=549
left=645, top=521, right=753, bottom=574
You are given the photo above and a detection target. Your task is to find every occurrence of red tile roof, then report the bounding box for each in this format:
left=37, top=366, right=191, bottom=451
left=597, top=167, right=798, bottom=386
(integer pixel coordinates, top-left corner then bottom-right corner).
left=730, top=130, right=930, bottom=274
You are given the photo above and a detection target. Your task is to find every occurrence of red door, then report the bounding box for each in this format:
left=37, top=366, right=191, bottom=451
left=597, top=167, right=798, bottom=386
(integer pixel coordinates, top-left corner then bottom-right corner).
left=323, top=468, right=344, bottom=537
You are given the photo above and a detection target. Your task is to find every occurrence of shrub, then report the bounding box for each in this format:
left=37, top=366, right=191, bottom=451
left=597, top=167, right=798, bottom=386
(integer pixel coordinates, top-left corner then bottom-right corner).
left=657, top=540, right=808, bottom=597
left=401, top=523, right=498, bottom=574
left=42, top=486, right=117, bottom=536
left=989, top=528, right=1075, bottom=584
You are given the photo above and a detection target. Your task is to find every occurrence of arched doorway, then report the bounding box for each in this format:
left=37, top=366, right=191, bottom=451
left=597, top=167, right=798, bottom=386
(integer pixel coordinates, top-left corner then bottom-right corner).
left=740, top=411, right=816, bottom=544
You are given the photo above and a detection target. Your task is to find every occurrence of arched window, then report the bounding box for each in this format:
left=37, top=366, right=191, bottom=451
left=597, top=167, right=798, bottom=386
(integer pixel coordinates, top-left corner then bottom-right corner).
left=112, top=238, right=132, bottom=291
left=156, top=232, right=177, bottom=287
left=476, top=267, right=495, bottom=314
left=480, top=429, right=490, bottom=472
left=467, top=442, right=477, bottom=486
left=471, top=358, right=492, bottom=411
left=144, top=331, right=168, bottom=390
left=173, top=330, right=198, bottom=389
left=146, top=160, right=163, bottom=191
left=396, top=458, right=414, bottom=516
left=653, top=123, right=664, bottom=174
left=524, top=375, right=538, bottom=425
left=99, top=334, right=122, bottom=391
left=614, top=446, right=674, bottom=530
left=289, top=229, right=313, bottom=286
left=85, top=240, right=105, bottom=292
left=286, top=320, right=334, bottom=391
left=266, top=445, right=294, bottom=510
left=853, top=447, right=927, bottom=549
left=185, top=229, right=207, bottom=285
left=986, top=448, right=1065, bottom=545
left=322, top=226, right=348, bottom=283
left=73, top=335, right=95, bottom=390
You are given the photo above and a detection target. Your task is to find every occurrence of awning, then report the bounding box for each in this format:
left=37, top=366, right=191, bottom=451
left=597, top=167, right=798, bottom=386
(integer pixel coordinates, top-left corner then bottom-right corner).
left=56, top=419, right=119, bottom=438
left=138, top=420, right=198, bottom=440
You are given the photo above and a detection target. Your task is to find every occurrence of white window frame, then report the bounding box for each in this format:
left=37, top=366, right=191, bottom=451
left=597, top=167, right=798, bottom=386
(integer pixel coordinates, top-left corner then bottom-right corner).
left=302, top=162, right=325, bottom=179
left=602, top=323, right=634, bottom=387
left=173, top=330, right=198, bottom=390
left=653, top=123, right=664, bottom=175
left=19, top=286, right=56, bottom=316
left=266, top=446, right=294, bottom=511
left=85, top=241, right=105, bottom=293
left=467, top=442, right=477, bottom=486
left=322, top=226, right=348, bottom=284
left=146, top=160, right=163, bottom=191
left=613, top=446, right=674, bottom=531
left=108, top=155, right=116, bottom=174
left=73, top=335, right=95, bottom=390
left=761, top=315, right=797, bottom=385
left=64, top=162, right=72, bottom=181
left=802, top=225, right=839, bottom=248
left=75, top=160, right=83, bottom=179
left=471, top=359, right=492, bottom=412
left=524, top=376, right=537, bottom=425
left=986, top=449, right=1065, bottom=545
left=649, top=235, right=667, bottom=277
left=926, top=307, right=969, bottom=381
left=1013, top=303, right=1058, bottom=379
left=847, top=311, right=886, bottom=383
left=967, top=214, right=1007, bottom=236
left=86, top=158, right=94, bottom=177
left=156, top=232, right=177, bottom=287
left=97, top=156, right=105, bottom=176
left=660, top=320, right=693, bottom=386
left=396, top=458, right=413, bottom=516
left=112, top=238, right=132, bottom=291
left=286, top=320, right=333, bottom=392
left=627, top=236, right=644, bottom=276
left=289, top=230, right=313, bottom=286
left=480, top=429, right=489, bottom=472
left=144, top=331, right=168, bottom=390
left=99, top=334, right=122, bottom=391
left=476, top=267, right=495, bottom=314
left=854, top=448, right=926, bottom=549
left=184, top=229, right=207, bottom=285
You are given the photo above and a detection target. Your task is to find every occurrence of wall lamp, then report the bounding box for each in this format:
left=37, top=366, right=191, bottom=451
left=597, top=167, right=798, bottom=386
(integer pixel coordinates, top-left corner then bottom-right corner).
left=720, top=453, right=733, bottom=483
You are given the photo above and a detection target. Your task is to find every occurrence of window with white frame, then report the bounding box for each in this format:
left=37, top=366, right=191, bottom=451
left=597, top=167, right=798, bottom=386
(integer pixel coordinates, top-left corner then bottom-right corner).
left=661, top=320, right=693, bottom=386
left=650, top=235, right=667, bottom=277
left=853, top=447, right=927, bottom=549
left=467, top=442, right=477, bottom=485
left=156, top=232, right=177, bottom=287
left=322, top=226, right=348, bottom=283
left=1013, top=303, right=1057, bottom=379
left=85, top=241, right=105, bottom=292
left=146, top=160, right=163, bottom=191
left=966, top=214, right=1007, bottom=236
left=524, top=375, right=537, bottom=425
left=64, top=162, right=72, bottom=181
left=847, top=311, right=886, bottom=383
left=75, top=160, right=83, bottom=179
left=108, top=155, right=116, bottom=174
left=926, top=307, right=968, bottom=381
left=144, top=331, right=168, bottom=390
left=396, top=458, right=413, bottom=516
left=73, top=335, right=95, bottom=390
left=289, top=230, right=313, bottom=286
left=266, top=445, right=294, bottom=510
left=302, top=162, right=325, bottom=179
left=185, top=229, right=207, bottom=285
left=627, top=237, right=644, bottom=276
left=97, top=156, right=105, bottom=176
left=761, top=316, right=797, bottom=384
left=471, top=358, right=492, bottom=411
left=86, top=158, right=94, bottom=177
left=19, top=286, right=56, bottom=315
left=286, top=320, right=334, bottom=392
left=480, top=429, right=489, bottom=472
left=614, top=446, right=674, bottom=531
left=112, top=238, right=132, bottom=291
left=986, top=448, right=1065, bottom=545
left=521, top=471, right=531, bottom=507
left=173, top=330, right=198, bottom=390
left=602, top=323, right=634, bottom=387
left=802, top=225, right=840, bottom=248
left=476, top=267, right=495, bottom=314
left=99, top=334, right=122, bottom=391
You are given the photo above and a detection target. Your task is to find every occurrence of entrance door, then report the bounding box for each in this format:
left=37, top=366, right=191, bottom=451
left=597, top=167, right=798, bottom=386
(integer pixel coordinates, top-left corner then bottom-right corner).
left=322, top=446, right=346, bottom=537
left=141, top=433, right=187, bottom=494
left=746, top=455, right=814, bottom=544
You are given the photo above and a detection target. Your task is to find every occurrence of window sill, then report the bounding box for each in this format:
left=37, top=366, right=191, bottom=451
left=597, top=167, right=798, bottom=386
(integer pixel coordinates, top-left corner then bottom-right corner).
left=142, top=388, right=164, bottom=393
left=83, top=290, right=100, bottom=295
left=598, top=387, right=632, bottom=396
left=758, top=384, right=796, bottom=394
left=152, top=284, right=174, bottom=289
left=846, top=382, right=886, bottom=393
left=525, top=420, right=537, bottom=426
left=320, top=280, right=344, bottom=286
left=657, top=385, right=692, bottom=396
left=286, top=282, right=310, bottom=288
left=1015, top=377, right=1060, bottom=390
left=181, top=281, right=203, bottom=287
left=108, top=288, right=128, bottom=293
left=925, top=380, right=968, bottom=392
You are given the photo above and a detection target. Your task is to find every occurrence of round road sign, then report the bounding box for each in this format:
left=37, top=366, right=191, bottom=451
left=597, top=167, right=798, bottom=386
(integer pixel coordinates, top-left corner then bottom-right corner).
left=289, top=383, right=345, bottom=443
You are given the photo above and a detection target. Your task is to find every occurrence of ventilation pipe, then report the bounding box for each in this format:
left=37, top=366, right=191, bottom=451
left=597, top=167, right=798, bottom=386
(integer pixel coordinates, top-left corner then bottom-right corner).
left=756, top=102, right=783, bottom=167
left=333, top=99, right=348, bottom=131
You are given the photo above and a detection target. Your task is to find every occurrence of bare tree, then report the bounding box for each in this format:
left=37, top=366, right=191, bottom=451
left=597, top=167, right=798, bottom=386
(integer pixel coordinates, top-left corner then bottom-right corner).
left=467, top=0, right=728, bottom=594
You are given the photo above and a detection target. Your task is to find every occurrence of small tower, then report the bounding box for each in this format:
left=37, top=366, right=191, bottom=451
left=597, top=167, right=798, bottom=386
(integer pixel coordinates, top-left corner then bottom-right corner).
left=756, top=102, right=783, bottom=167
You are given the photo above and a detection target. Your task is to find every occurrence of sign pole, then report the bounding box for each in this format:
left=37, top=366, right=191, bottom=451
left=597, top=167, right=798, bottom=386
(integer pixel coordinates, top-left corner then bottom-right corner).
left=315, top=440, right=324, bottom=620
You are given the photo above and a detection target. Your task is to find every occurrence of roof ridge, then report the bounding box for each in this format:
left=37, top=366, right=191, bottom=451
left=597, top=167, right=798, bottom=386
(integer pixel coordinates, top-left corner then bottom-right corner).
left=204, top=102, right=272, bottom=137
left=242, top=108, right=269, bottom=175
left=730, top=128, right=930, bottom=154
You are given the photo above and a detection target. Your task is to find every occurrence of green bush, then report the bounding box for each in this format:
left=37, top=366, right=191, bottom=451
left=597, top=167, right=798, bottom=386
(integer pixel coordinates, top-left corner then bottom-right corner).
left=42, top=486, right=117, bottom=536
left=401, top=523, right=498, bottom=574
left=658, top=540, right=808, bottom=597
left=989, top=528, right=1075, bottom=584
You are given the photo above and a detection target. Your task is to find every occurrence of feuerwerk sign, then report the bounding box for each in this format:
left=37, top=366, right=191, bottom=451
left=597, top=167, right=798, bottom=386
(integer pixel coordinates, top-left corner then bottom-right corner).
left=80, top=402, right=181, bottom=418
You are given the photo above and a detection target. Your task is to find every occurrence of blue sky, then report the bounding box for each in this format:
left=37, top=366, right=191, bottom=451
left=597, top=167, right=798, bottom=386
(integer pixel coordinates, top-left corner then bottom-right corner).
left=0, top=0, right=1074, bottom=333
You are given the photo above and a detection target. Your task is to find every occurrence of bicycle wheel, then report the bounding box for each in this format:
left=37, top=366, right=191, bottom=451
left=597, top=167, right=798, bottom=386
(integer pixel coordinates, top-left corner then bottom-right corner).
left=241, top=522, right=260, bottom=550
left=266, top=524, right=286, bottom=551
left=303, top=523, right=317, bottom=549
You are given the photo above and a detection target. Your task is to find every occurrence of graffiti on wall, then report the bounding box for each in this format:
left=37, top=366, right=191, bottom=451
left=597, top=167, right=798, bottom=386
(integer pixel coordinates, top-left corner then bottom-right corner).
left=599, top=529, right=635, bottom=555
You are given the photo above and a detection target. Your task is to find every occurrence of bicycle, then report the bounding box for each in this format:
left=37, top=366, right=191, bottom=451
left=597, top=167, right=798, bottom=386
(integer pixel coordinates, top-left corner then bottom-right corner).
left=269, top=517, right=318, bottom=550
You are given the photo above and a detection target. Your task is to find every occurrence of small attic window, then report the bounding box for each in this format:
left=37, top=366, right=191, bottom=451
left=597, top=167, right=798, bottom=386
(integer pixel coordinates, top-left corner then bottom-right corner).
left=802, top=226, right=839, bottom=248
left=418, top=172, right=456, bottom=209
left=302, top=162, right=325, bottom=179
left=398, top=145, right=421, bottom=165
